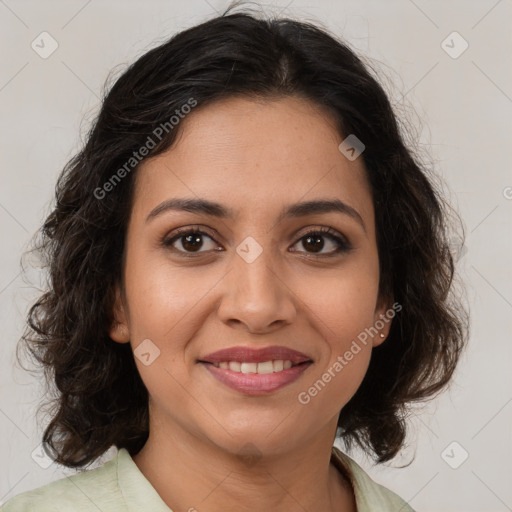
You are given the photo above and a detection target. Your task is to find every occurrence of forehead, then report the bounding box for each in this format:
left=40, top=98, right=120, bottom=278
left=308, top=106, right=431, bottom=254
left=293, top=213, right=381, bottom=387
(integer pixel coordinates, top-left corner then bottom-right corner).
left=132, top=95, right=374, bottom=229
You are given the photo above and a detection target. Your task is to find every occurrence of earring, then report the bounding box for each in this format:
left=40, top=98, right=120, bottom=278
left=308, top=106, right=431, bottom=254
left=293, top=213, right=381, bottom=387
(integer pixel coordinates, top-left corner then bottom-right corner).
left=379, top=333, right=385, bottom=338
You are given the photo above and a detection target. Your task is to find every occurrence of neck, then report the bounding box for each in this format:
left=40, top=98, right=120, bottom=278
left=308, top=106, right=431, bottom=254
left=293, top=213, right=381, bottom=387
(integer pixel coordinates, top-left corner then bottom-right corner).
left=132, top=415, right=356, bottom=512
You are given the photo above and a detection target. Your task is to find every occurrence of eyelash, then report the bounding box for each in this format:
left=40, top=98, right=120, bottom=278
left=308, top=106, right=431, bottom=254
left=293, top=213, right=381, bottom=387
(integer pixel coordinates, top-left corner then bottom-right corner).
left=161, top=225, right=352, bottom=258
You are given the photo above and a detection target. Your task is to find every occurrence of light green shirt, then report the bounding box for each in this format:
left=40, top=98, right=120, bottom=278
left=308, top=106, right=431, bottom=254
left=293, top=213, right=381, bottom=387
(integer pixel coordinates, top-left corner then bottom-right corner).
left=1, top=446, right=415, bottom=511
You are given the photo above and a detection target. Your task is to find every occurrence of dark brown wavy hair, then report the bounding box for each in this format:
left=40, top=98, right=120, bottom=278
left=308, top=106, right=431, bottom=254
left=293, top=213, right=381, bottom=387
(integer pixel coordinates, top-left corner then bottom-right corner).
left=19, top=6, right=468, bottom=468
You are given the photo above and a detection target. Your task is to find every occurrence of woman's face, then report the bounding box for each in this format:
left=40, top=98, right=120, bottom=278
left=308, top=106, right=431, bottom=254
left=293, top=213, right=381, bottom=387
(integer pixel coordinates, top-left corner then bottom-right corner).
left=110, top=95, right=391, bottom=457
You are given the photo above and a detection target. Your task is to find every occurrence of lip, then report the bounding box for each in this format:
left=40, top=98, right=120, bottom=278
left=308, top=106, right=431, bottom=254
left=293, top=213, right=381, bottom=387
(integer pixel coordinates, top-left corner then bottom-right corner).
left=198, top=345, right=312, bottom=365
left=201, top=360, right=312, bottom=395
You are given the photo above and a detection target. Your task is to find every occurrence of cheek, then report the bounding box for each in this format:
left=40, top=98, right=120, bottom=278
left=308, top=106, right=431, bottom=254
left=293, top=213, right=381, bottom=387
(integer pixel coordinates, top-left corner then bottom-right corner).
left=295, top=262, right=379, bottom=408
left=299, top=258, right=380, bottom=350
left=297, top=312, right=374, bottom=418
left=123, top=254, right=225, bottom=406
left=124, top=261, right=202, bottom=411
left=124, top=251, right=217, bottom=344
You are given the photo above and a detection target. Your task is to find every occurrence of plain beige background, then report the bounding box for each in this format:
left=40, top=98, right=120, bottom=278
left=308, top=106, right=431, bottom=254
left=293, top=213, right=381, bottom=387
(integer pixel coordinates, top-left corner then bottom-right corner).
left=1, top=1, right=511, bottom=511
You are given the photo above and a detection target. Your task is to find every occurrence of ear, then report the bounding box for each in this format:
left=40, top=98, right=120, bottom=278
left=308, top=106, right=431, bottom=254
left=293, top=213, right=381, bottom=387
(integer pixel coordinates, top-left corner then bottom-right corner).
left=109, top=284, right=130, bottom=344
left=372, top=293, right=395, bottom=348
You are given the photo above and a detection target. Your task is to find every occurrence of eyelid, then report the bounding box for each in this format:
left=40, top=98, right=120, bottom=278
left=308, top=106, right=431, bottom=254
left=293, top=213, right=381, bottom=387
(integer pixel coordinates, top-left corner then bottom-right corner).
left=293, top=225, right=349, bottom=243
left=162, top=225, right=221, bottom=248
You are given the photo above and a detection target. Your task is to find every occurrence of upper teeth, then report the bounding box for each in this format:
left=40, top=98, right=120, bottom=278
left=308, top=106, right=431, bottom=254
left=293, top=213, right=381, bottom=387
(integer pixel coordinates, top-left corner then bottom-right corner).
left=213, top=360, right=294, bottom=374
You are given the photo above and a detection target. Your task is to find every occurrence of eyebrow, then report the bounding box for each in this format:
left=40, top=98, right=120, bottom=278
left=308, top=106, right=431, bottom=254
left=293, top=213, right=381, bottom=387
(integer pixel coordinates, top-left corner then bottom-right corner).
left=146, top=197, right=366, bottom=232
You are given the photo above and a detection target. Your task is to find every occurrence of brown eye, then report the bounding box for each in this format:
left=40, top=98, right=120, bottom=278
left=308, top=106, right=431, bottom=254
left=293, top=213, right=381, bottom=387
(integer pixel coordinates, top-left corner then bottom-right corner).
left=163, top=229, right=220, bottom=254
left=291, top=228, right=351, bottom=256
left=301, top=234, right=325, bottom=253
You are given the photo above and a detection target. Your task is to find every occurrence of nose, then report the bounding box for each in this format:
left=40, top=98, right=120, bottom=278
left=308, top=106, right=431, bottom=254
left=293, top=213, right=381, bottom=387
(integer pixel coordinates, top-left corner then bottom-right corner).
left=216, top=246, right=297, bottom=334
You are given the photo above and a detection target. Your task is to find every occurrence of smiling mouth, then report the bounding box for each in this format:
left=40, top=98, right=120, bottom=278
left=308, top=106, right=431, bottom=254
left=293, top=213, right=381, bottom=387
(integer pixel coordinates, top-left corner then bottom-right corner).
left=198, top=359, right=313, bottom=395
left=199, top=359, right=311, bottom=374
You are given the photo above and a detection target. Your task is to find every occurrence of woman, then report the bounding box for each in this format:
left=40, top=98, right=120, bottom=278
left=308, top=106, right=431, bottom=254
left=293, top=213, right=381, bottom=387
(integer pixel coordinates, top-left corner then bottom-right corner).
left=3, top=6, right=468, bottom=512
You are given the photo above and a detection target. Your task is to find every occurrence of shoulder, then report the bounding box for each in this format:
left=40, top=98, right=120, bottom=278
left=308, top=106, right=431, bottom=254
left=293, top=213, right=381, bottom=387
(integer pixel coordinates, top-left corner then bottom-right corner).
left=332, top=446, right=416, bottom=512
left=1, top=451, right=125, bottom=512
